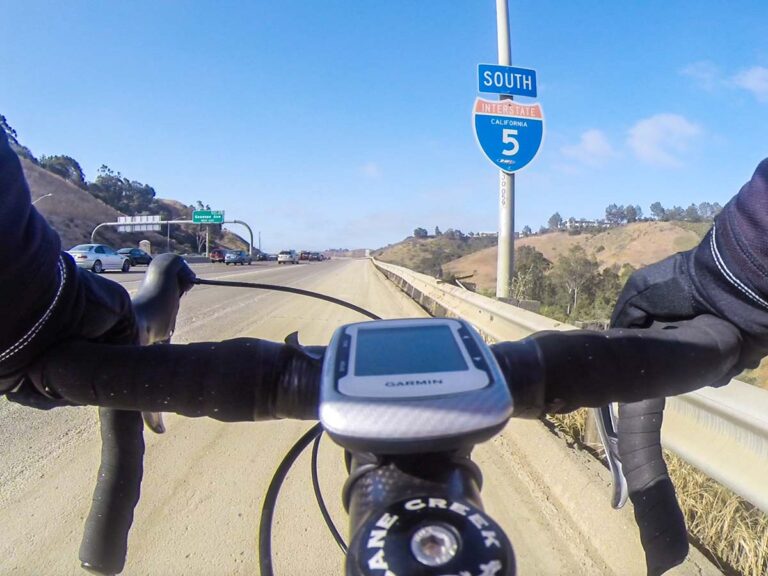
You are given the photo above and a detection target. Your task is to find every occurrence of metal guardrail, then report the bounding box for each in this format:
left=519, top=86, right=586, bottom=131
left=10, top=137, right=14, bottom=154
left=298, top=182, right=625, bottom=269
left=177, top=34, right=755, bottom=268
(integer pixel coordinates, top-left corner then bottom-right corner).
left=372, top=259, right=768, bottom=514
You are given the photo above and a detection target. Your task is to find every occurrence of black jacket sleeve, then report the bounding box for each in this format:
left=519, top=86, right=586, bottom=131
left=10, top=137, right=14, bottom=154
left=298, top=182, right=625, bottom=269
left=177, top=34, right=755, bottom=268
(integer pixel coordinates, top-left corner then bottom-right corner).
left=691, top=159, right=768, bottom=344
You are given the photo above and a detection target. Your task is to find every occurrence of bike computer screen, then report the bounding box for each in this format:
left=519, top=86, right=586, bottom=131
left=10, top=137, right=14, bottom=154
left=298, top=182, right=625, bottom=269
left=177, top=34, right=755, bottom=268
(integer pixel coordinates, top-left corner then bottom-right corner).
left=354, top=324, right=467, bottom=375
left=320, top=318, right=513, bottom=454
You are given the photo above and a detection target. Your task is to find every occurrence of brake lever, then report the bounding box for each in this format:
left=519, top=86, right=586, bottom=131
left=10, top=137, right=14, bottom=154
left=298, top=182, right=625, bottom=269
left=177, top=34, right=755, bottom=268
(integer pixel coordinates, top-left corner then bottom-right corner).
left=591, top=405, right=628, bottom=509
left=142, top=411, right=165, bottom=434
left=140, top=337, right=171, bottom=435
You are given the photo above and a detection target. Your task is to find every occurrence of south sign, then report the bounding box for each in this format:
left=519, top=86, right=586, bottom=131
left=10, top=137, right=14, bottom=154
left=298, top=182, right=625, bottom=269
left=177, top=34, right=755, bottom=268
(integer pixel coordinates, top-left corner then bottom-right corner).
left=473, top=98, right=544, bottom=174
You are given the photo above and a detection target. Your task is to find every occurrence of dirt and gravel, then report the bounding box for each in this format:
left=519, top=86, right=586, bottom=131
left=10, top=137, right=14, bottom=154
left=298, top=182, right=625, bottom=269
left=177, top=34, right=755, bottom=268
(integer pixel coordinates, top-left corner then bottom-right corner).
left=0, top=259, right=720, bottom=575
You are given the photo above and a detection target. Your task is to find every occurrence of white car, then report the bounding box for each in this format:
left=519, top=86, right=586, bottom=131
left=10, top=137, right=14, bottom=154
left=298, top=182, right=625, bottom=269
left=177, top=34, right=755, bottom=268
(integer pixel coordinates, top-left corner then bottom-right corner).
left=277, top=250, right=299, bottom=264
left=67, top=244, right=131, bottom=273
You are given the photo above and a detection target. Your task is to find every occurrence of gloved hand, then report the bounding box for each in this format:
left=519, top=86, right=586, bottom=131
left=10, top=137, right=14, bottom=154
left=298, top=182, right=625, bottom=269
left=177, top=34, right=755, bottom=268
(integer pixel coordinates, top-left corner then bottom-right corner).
left=611, top=250, right=707, bottom=328
left=4, top=254, right=197, bottom=409
left=3, top=260, right=139, bottom=408
left=612, top=247, right=767, bottom=386
left=612, top=158, right=768, bottom=383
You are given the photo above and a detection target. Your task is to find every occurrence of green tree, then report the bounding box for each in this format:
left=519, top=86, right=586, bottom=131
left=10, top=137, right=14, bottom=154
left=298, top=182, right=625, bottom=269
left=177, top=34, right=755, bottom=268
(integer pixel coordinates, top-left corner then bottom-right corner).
left=605, top=204, right=626, bottom=225
left=511, top=245, right=551, bottom=301
left=0, top=114, right=18, bottom=141
left=625, top=205, right=638, bottom=223
left=650, top=202, right=666, bottom=220
left=684, top=203, right=702, bottom=222
left=40, top=155, right=86, bottom=188
left=521, top=225, right=532, bottom=236
left=0, top=113, right=36, bottom=162
left=590, top=265, right=623, bottom=319
left=413, top=227, right=428, bottom=238
left=550, top=245, right=600, bottom=317
left=548, top=212, right=563, bottom=230
left=666, top=205, right=685, bottom=221
left=88, top=165, right=156, bottom=214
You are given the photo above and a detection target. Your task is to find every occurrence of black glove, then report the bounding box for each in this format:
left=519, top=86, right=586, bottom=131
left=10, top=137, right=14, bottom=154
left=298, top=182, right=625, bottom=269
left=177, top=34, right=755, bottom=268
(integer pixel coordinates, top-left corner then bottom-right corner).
left=4, top=254, right=197, bottom=408
left=2, top=259, right=139, bottom=407
left=612, top=245, right=767, bottom=385
left=613, top=158, right=768, bottom=380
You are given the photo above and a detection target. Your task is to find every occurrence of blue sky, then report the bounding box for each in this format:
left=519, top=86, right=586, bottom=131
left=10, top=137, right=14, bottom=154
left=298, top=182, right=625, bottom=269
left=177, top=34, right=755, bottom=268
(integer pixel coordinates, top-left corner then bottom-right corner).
left=1, top=1, right=766, bottom=252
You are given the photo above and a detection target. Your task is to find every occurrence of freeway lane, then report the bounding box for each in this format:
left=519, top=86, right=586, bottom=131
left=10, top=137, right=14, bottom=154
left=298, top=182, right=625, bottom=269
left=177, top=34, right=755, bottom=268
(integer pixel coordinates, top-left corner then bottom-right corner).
left=0, top=259, right=716, bottom=575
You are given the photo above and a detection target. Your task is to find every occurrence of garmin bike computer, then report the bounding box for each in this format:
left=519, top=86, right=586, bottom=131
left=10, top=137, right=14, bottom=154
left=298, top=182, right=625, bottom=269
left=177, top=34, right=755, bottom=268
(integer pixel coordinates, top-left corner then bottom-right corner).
left=319, top=318, right=512, bottom=454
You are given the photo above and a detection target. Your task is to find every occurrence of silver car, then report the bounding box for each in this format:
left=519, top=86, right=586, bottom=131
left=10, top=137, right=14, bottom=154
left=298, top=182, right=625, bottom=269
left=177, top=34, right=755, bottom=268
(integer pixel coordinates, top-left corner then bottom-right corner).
left=67, top=244, right=131, bottom=273
left=277, top=250, right=299, bottom=264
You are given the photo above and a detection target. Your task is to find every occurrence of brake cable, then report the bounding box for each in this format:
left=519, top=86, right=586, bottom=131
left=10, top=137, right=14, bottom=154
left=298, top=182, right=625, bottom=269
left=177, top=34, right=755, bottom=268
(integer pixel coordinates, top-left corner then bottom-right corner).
left=193, top=279, right=381, bottom=320
left=192, top=276, right=381, bottom=573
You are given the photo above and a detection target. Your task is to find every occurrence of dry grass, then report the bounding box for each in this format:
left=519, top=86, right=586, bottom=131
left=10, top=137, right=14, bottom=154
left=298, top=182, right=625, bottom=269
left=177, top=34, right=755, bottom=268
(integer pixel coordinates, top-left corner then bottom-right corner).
left=547, top=409, right=768, bottom=576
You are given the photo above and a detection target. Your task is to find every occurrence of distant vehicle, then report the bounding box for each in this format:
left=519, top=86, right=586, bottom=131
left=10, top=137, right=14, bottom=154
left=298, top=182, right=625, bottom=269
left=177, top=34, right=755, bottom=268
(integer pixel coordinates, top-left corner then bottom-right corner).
left=225, top=250, right=252, bottom=265
left=277, top=250, right=299, bottom=264
left=308, top=252, right=323, bottom=261
left=67, top=244, right=130, bottom=273
left=118, top=247, right=152, bottom=266
left=209, top=248, right=228, bottom=263
left=299, top=251, right=311, bottom=261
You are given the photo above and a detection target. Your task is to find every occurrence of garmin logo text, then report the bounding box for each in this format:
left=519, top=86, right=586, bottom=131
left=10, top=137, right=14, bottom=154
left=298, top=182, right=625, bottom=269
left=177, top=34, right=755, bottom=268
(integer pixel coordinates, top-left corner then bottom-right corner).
left=385, top=379, right=444, bottom=387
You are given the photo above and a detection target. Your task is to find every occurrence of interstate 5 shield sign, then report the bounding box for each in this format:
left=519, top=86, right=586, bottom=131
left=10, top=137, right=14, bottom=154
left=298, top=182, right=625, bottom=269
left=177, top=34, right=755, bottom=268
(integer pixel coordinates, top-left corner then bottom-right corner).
left=473, top=98, right=544, bottom=174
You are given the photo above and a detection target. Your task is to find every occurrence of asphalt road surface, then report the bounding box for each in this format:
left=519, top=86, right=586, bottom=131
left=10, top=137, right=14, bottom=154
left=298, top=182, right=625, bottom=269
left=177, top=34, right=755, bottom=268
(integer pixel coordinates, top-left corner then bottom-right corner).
left=0, top=259, right=719, bottom=575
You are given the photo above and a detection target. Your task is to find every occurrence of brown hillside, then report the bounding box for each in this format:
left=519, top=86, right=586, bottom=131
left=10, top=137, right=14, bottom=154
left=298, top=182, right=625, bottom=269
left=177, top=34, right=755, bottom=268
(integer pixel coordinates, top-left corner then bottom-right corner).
left=443, top=222, right=704, bottom=293
left=21, top=160, right=247, bottom=253
left=22, top=158, right=122, bottom=249
left=373, top=235, right=497, bottom=275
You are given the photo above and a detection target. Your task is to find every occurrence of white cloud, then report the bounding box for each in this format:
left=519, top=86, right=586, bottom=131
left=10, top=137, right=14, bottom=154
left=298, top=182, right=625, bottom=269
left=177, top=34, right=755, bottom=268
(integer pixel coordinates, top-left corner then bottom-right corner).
left=732, top=66, right=768, bottom=102
left=681, top=61, right=721, bottom=91
left=626, top=114, right=702, bottom=167
left=560, top=129, right=616, bottom=166
left=683, top=61, right=768, bottom=102
left=360, top=161, right=381, bottom=178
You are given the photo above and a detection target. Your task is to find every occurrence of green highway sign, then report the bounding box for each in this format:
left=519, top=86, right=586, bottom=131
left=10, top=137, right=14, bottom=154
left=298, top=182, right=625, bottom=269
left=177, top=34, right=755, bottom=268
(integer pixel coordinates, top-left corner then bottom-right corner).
left=193, top=210, right=225, bottom=224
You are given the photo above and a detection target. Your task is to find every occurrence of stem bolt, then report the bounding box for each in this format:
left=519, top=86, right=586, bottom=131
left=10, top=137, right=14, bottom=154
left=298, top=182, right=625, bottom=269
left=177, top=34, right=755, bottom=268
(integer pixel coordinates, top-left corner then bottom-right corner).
left=410, top=524, right=459, bottom=567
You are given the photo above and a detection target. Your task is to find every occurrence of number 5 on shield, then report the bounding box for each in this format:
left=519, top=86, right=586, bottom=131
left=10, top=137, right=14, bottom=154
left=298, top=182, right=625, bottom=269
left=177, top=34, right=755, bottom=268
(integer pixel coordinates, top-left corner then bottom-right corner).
left=502, top=129, right=519, bottom=156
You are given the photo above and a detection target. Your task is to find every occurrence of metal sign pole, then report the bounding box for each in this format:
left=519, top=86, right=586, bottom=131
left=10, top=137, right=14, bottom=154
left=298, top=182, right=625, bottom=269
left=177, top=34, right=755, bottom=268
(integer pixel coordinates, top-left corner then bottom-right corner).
left=495, top=0, right=515, bottom=299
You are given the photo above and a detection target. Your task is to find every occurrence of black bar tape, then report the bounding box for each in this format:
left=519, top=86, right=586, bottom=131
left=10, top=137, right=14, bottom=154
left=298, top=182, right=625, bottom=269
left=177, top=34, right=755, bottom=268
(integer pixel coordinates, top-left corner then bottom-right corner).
left=35, top=338, right=321, bottom=422
left=619, top=399, right=688, bottom=576
left=79, top=409, right=144, bottom=575
left=528, top=315, right=741, bottom=414
left=491, top=339, right=546, bottom=418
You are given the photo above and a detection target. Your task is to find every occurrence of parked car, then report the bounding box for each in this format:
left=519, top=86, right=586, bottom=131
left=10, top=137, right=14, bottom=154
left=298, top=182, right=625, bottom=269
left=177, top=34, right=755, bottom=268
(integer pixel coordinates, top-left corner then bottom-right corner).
left=299, top=250, right=310, bottom=261
left=118, top=247, right=152, bottom=266
left=67, top=244, right=130, bottom=273
left=277, top=250, right=299, bottom=264
left=210, top=248, right=228, bottom=263
left=224, top=250, right=252, bottom=265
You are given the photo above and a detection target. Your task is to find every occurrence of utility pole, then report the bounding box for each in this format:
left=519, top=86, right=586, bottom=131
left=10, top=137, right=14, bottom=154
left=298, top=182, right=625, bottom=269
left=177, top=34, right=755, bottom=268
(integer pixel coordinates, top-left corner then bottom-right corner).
left=495, top=0, right=515, bottom=299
